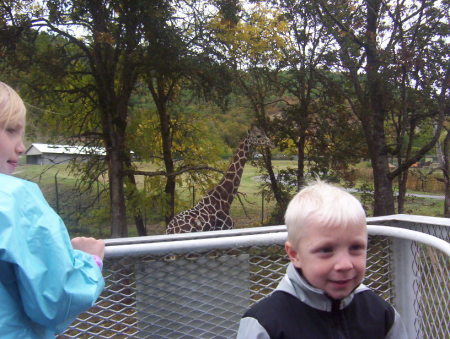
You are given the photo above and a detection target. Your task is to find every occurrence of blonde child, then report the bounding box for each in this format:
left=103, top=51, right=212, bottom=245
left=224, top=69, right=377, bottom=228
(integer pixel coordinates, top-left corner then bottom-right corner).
left=237, top=181, right=407, bottom=338
left=0, top=81, right=105, bottom=338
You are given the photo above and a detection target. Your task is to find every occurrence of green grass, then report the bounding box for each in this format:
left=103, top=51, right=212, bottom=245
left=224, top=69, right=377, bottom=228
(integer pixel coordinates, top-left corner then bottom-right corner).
left=13, top=160, right=447, bottom=236
left=15, top=163, right=77, bottom=186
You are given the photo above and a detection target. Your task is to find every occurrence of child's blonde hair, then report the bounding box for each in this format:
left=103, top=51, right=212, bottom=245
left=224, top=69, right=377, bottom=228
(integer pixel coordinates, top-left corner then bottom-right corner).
left=0, top=81, right=26, bottom=129
left=284, top=181, right=366, bottom=246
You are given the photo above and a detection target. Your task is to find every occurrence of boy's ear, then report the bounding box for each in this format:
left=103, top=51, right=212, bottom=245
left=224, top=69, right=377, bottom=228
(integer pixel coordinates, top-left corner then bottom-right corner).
left=285, top=241, right=301, bottom=268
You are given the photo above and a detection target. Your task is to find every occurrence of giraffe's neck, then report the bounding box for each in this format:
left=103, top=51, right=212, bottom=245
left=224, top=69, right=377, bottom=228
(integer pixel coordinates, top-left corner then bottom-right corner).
left=204, top=137, right=251, bottom=206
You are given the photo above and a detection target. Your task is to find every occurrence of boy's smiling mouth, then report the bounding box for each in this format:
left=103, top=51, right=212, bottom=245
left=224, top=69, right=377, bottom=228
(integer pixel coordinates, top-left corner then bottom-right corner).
left=329, top=278, right=353, bottom=286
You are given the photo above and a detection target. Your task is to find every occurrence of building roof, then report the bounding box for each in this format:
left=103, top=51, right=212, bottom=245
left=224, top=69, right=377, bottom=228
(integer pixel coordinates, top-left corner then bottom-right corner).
left=25, top=143, right=107, bottom=156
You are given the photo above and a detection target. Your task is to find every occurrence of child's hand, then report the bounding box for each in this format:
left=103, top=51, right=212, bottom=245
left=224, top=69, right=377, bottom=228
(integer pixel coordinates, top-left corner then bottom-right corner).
left=71, top=237, right=105, bottom=259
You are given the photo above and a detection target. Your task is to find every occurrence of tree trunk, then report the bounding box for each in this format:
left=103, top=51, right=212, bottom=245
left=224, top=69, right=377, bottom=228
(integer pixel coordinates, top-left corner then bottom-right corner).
left=108, top=146, right=128, bottom=238
left=164, top=175, right=176, bottom=224
left=98, top=86, right=133, bottom=238
left=369, top=144, right=395, bottom=216
left=443, top=129, right=450, bottom=218
left=125, top=163, right=147, bottom=236
left=260, top=148, right=287, bottom=224
left=149, top=80, right=176, bottom=224
left=397, top=164, right=408, bottom=214
left=158, top=104, right=176, bottom=224
left=364, top=0, right=395, bottom=216
left=296, top=127, right=306, bottom=190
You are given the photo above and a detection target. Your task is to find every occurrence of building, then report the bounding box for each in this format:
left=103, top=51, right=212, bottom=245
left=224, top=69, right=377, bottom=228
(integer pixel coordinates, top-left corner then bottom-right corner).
left=25, top=143, right=106, bottom=165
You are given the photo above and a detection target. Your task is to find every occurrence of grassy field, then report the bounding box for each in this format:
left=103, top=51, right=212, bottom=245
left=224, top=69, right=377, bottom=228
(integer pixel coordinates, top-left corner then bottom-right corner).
left=13, top=161, right=446, bottom=236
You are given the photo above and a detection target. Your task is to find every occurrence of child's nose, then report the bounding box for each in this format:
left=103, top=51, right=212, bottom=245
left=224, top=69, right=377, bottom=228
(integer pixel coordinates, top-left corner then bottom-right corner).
left=335, top=252, right=353, bottom=271
left=16, top=141, right=25, bottom=154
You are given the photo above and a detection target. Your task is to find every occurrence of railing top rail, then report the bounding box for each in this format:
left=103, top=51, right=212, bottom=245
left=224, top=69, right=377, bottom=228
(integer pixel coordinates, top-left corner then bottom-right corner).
left=105, top=225, right=287, bottom=246
left=367, top=214, right=450, bottom=227
left=104, top=225, right=450, bottom=258
left=369, top=224, right=450, bottom=256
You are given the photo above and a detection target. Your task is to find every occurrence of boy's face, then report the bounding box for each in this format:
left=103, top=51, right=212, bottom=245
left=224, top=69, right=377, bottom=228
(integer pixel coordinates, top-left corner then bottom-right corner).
left=0, top=121, right=25, bottom=175
left=286, top=221, right=367, bottom=300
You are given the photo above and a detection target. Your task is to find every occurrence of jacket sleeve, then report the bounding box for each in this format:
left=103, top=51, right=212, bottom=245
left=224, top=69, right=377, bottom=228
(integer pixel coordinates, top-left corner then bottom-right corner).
left=0, top=180, right=104, bottom=334
left=386, top=308, right=409, bottom=339
left=236, top=317, right=271, bottom=339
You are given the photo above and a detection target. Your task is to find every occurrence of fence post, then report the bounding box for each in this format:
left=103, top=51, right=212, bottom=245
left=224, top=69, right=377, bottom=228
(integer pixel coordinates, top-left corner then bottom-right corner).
left=261, top=191, right=264, bottom=224
left=54, top=172, right=60, bottom=214
left=391, top=238, right=418, bottom=338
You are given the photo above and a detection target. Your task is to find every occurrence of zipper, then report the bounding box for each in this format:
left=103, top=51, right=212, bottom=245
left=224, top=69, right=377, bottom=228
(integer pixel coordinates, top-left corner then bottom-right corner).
left=331, top=299, right=349, bottom=339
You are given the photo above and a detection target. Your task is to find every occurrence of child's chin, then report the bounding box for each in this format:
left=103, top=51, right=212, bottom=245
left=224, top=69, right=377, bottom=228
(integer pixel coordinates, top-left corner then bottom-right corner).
left=326, top=289, right=353, bottom=300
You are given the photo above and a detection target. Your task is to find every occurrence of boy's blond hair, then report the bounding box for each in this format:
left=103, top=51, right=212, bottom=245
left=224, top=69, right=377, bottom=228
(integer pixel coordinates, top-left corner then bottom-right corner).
left=284, top=181, right=366, bottom=246
left=0, top=81, right=26, bottom=129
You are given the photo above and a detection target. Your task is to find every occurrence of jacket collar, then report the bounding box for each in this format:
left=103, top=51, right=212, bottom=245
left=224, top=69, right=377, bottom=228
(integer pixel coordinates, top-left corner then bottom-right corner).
left=276, top=263, right=369, bottom=312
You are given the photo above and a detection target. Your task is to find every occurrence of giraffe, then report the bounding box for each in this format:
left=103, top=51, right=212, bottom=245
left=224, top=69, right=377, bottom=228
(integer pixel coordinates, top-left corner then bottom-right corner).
left=166, top=126, right=272, bottom=234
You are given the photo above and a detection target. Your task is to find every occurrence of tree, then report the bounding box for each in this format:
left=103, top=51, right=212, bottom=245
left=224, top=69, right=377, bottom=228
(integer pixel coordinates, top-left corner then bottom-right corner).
left=135, top=0, right=233, bottom=224
left=3, top=0, right=238, bottom=234
left=314, top=0, right=448, bottom=215
left=380, top=1, right=450, bottom=212
left=209, top=2, right=292, bottom=223
left=270, top=0, right=366, bottom=192
left=27, top=0, right=155, bottom=237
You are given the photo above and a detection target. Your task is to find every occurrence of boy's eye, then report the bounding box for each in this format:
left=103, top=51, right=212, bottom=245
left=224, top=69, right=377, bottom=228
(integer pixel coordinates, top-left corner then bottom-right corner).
left=350, top=244, right=366, bottom=251
left=318, top=247, right=333, bottom=254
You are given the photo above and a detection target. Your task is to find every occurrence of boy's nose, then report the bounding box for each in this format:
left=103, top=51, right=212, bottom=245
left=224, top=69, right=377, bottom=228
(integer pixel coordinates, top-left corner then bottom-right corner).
left=334, top=253, right=353, bottom=271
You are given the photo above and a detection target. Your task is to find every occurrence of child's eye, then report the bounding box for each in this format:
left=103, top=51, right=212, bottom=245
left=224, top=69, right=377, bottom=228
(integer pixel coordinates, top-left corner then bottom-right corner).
left=318, top=247, right=333, bottom=254
left=350, top=244, right=366, bottom=251
left=5, top=125, right=23, bottom=136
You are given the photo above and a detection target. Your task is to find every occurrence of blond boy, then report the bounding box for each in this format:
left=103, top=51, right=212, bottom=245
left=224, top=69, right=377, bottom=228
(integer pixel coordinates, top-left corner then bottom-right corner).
left=237, top=181, right=407, bottom=338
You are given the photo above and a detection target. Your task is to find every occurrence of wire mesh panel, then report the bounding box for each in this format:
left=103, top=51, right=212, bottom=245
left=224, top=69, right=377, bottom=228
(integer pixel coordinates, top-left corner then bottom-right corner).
left=407, top=222, right=449, bottom=337
left=412, top=243, right=449, bottom=338
left=369, top=215, right=450, bottom=338
left=64, top=258, right=140, bottom=338
left=135, top=252, right=250, bottom=338
left=61, top=224, right=449, bottom=339
left=364, top=236, right=394, bottom=304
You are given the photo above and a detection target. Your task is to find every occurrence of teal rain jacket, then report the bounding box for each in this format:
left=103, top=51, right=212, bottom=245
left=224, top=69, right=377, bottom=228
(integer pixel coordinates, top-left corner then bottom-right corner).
left=0, top=174, right=105, bottom=338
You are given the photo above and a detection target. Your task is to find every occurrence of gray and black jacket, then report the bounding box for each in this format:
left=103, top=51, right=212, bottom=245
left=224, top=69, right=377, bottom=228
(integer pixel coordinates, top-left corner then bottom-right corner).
left=236, top=263, right=408, bottom=339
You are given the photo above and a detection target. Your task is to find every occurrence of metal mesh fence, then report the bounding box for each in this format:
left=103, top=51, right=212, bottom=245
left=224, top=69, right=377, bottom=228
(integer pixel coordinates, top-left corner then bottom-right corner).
left=412, top=243, right=449, bottom=338
left=60, top=226, right=449, bottom=339
left=369, top=217, right=450, bottom=338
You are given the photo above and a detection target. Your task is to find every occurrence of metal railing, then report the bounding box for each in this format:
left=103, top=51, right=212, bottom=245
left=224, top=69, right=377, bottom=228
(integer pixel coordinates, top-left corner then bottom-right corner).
left=61, top=215, right=450, bottom=339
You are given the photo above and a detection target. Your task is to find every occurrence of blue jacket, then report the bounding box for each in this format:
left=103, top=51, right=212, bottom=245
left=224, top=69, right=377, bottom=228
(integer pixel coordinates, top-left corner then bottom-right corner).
left=0, top=174, right=105, bottom=338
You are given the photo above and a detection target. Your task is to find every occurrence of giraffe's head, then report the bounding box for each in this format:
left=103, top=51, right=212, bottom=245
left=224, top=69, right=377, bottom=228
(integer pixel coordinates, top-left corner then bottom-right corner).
left=247, top=126, right=273, bottom=147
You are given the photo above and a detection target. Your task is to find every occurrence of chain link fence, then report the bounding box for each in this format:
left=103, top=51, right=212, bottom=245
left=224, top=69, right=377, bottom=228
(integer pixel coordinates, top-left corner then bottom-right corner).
left=60, top=217, right=449, bottom=339
left=368, top=215, right=450, bottom=339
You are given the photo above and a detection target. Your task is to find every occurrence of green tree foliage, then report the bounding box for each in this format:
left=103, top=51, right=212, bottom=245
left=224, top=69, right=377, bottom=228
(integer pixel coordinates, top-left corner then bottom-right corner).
left=135, top=0, right=235, bottom=224
left=2, top=0, right=160, bottom=237
left=270, top=0, right=367, bottom=190
left=209, top=3, right=292, bottom=223
left=313, top=0, right=449, bottom=215
left=127, top=85, right=229, bottom=226
left=37, top=0, right=153, bottom=237
left=2, top=0, right=448, bottom=229
left=1, top=0, right=238, bottom=235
